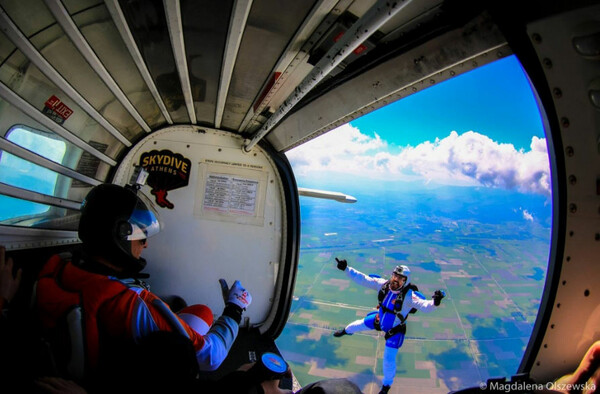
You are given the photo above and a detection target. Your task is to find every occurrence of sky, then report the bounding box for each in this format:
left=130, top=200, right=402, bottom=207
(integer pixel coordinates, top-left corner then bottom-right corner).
left=286, top=55, right=551, bottom=198
left=0, top=128, right=66, bottom=194
left=0, top=128, right=67, bottom=219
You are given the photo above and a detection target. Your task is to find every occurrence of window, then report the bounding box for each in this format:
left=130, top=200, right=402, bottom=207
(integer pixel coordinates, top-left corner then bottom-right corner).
left=0, top=126, right=67, bottom=221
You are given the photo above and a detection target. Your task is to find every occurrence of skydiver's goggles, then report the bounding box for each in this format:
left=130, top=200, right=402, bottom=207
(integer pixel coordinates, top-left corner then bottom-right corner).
left=125, top=192, right=162, bottom=242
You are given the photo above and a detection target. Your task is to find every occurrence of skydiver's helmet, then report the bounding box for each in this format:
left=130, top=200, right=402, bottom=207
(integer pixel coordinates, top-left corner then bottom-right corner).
left=78, top=184, right=161, bottom=274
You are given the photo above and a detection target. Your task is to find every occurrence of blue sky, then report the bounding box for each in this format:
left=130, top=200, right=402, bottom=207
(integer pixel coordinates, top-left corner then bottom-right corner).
left=0, top=129, right=67, bottom=220
left=350, top=55, right=545, bottom=151
left=287, top=55, right=551, bottom=198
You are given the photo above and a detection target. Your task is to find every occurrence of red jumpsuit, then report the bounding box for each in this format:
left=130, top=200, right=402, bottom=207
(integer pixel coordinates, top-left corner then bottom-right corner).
left=36, top=254, right=238, bottom=374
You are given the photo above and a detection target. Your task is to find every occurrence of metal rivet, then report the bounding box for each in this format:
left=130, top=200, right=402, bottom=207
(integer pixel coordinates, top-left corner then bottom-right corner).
left=595, top=233, right=600, bottom=241
left=569, top=231, right=574, bottom=237
left=566, top=256, right=571, bottom=262
left=532, top=33, right=542, bottom=43
left=584, top=289, right=590, bottom=297
left=544, top=344, right=548, bottom=348
left=568, top=175, right=577, bottom=185
left=562, top=280, right=567, bottom=285
left=569, top=203, right=577, bottom=213
left=553, top=88, right=563, bottom=98
left=566, top=146, right=574, bottom=157
left=543, top=58, right=552, bottom=68
left=561, top=117, right=570, bottom=128
left=551, top=324, right=555, bottom=329
left=557, top=303, right=561, bottom=308
left=537, top=361, right=541, bottom=366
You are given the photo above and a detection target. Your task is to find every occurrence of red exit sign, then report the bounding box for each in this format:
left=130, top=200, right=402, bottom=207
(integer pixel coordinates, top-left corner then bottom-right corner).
left=45, top=95, right=73, bottom=120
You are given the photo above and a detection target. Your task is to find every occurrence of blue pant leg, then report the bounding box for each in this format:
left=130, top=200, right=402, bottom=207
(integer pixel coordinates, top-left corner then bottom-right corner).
left=382, top=345, right=399, bottom=386
left=363, top=311, right=377, bottom=330
left=382, top=332, right=405, bottom=387
left=385, top=331, right=405, bottom=349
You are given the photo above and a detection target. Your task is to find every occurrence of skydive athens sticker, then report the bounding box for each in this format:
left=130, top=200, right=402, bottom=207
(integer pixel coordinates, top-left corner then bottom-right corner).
left=140, top=150, right=191, bottom=209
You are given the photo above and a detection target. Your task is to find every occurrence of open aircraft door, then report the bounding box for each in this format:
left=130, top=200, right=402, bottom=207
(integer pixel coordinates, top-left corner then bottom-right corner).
left=112, top=125, right=300, bottom=360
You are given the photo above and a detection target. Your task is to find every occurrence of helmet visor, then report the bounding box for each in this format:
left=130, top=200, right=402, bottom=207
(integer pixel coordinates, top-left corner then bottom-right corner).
left=125, top=193, right=161, bottom=241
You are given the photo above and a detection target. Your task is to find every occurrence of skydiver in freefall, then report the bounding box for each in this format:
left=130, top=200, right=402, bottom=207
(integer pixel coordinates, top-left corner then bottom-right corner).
left=331, top=257, right=445, bottom=394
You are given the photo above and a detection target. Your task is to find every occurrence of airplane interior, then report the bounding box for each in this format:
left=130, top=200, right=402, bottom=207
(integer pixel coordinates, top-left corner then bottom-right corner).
left=0, top=0, right=598, bottom=392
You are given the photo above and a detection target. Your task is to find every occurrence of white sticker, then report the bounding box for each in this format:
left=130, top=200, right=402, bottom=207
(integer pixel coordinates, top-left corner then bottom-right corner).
left=203, top=174, right=258, bottom=216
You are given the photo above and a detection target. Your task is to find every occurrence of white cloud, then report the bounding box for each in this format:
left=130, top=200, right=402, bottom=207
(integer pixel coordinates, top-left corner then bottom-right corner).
left=286, top=125, right=551, bottom=196
left=286, top=124, right=388, bottom=177
left=522, top=209, right=534, bottom=221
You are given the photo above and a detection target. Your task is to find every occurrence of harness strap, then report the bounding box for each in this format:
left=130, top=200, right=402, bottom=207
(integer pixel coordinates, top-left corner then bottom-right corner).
left=375, top=282, right=422, bottom=335
left=384, top=322, right=406, bottom=340
left=150, top=298, right=189, bottom=338
left=373, top=315, right=381, bottom=331
left=397, top=313, right=407, bottom=324
left=379, top=305, right=395, bottom=315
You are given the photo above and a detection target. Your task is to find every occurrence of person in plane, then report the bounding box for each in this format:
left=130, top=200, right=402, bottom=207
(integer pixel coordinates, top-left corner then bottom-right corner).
left=0, top=246, right=28, bottom=389
left=331, top=257, right=445, bottom=394
left=35, top=183, right=252, bottom=389
left=0, top=246, right=21, bottom=322
left=547, top=340, right=600, bottom=394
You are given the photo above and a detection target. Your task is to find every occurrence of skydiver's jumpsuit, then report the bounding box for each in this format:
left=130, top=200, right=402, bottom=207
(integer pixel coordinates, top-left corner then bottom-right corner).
left=36, top=255, right=238, bottom=374
left=341, top=266, right=436, bottom=387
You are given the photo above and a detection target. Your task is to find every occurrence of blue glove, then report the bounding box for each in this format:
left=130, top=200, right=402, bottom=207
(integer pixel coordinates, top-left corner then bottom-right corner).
left=432, top=290, right=445, bottom=306
left=335, top=257, right=347, bottom=271
left=220, top=279, right=252, bottom=310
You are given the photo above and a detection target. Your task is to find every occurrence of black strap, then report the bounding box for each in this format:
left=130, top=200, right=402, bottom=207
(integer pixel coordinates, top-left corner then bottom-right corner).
left=377, top=282, right=422, bottom=328
left=373, top=315, right=381, bottom=331
left=384, top=323, right=406, bottom=340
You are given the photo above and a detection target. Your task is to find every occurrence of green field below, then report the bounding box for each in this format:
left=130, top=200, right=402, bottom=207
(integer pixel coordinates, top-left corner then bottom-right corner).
left=277, top=232, right=546, bottom=393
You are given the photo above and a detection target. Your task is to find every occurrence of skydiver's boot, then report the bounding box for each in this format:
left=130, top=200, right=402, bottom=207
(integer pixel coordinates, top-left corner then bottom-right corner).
left=379, top=384, right=391, bottom=394
left=333, top=328, right=347, bottom=337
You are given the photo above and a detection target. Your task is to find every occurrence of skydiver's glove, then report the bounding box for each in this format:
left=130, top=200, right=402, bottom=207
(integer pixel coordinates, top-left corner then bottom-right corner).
left=220, top=279, right=252, bottom=324
left=335, top=257, right=347, bottom=271
left=432, top=290, right=446, bottom=306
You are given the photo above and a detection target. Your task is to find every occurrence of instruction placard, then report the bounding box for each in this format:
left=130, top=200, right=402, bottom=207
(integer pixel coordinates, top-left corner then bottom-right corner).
left=203, top=174, right=258, bottom=215
left=194, top=160, right=268, bottom=226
